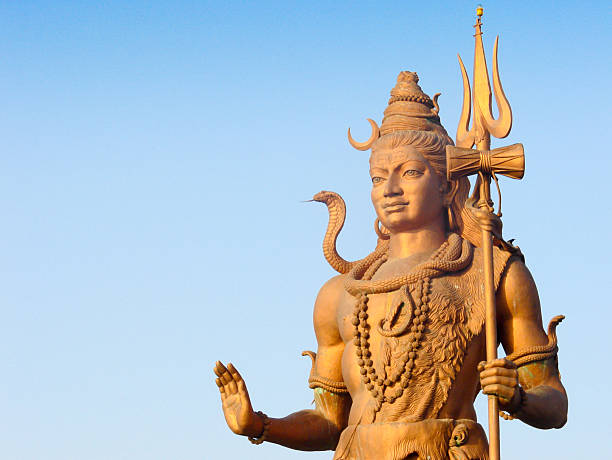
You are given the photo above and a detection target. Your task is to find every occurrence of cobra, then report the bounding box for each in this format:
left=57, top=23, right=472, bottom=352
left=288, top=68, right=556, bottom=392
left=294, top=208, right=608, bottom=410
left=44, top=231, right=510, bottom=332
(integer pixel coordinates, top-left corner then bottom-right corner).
left=312, top=190, right=388, bottom=274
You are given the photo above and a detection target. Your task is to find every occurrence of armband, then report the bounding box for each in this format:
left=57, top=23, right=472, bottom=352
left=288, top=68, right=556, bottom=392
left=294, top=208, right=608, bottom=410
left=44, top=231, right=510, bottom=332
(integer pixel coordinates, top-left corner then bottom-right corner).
left=500, top=315, right=564, bottom=421
left=302, top=350, right=349, bottom=394
left=505, top=315, right=564, bottom=367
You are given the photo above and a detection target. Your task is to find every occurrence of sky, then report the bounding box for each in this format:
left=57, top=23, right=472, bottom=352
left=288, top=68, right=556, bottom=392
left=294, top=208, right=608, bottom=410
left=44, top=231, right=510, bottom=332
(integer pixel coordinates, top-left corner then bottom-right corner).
left=0, top=1, right=610, bottom=459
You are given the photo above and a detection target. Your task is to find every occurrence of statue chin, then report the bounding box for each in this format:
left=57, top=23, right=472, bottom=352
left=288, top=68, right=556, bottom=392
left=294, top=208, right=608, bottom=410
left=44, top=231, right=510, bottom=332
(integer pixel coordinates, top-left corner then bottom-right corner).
left=377, top=209, right=445, bottom=236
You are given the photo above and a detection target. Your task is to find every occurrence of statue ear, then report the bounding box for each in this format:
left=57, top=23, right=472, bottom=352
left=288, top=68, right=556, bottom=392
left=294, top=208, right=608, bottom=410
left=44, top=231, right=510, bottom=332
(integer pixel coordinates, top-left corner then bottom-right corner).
left=443, top=180, right=460, bottom=207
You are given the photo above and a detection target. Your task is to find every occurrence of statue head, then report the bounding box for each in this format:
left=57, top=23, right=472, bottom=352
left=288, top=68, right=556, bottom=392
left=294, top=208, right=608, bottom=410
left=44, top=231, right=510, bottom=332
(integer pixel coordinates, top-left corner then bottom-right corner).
left=349, top=71, right=481, bottom=245
left=369, top=131, right=453, bottom=235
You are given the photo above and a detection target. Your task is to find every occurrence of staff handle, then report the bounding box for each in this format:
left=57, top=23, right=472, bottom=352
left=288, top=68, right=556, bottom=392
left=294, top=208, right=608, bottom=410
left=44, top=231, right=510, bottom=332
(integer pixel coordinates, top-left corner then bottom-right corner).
left=477, top=173, right=501, bottom=460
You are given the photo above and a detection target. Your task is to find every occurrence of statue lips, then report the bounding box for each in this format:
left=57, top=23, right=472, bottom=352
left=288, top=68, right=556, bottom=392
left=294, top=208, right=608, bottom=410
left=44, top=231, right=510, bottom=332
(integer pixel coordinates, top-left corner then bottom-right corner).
left=383, top=201, right=409, bottom=213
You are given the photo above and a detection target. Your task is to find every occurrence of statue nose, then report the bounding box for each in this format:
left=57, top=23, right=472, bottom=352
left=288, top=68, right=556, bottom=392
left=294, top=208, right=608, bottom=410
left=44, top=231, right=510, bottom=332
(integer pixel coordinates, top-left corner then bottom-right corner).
left=384, top=174, right=402, bottom=197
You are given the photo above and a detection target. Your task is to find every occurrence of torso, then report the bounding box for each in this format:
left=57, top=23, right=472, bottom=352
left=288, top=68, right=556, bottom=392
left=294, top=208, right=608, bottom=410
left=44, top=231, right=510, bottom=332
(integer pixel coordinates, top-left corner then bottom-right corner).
left=336, top=244, right=510, bottom=426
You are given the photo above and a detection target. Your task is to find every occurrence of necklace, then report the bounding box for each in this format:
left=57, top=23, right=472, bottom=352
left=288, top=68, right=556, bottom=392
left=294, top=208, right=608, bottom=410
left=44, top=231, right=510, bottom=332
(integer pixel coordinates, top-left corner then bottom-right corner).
left=349, top=233, right=472, bottom=409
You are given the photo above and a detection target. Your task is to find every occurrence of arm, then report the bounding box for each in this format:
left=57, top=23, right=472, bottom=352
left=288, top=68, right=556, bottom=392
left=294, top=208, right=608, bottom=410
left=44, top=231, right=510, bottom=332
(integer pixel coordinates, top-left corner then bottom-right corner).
left=479, top=258, right=568, bottom=429
left=214, top=275, right=351, bottom=451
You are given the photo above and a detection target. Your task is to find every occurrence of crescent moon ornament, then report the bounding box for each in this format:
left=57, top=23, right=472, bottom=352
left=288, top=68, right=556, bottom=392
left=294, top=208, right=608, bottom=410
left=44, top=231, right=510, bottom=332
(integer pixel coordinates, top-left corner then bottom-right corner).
left=347, top=118, right=380, bottom=151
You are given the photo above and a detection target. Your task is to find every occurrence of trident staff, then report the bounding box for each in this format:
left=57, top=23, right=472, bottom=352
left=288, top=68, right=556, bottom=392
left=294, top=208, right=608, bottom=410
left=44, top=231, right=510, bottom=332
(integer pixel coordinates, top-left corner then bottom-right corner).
left=445, top=7, right=525, bottom=460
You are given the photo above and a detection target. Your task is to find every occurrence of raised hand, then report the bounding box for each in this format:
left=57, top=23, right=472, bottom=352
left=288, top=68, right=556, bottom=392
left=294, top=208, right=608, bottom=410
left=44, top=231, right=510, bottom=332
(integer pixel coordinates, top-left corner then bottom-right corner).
left=478, top=358, right=522, bottom=413
left=214, top=361, right=263, bottom=437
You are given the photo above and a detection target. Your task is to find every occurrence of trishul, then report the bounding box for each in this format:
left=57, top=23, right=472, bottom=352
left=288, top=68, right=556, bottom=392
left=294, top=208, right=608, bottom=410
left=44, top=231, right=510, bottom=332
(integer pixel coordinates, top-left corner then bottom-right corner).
left=445, top=9, right=525, bottom=460
left=456, top=13, right=512, bottom=151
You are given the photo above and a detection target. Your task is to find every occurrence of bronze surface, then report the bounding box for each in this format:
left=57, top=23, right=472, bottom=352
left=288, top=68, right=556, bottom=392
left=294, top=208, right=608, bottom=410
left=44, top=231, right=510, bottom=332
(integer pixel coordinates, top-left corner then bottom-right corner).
left=214, top=8, right=567, bottom=459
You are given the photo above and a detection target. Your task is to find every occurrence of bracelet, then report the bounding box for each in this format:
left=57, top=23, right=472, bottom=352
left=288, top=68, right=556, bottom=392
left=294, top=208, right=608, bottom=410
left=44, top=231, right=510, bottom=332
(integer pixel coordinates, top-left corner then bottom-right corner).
left=248, top=411, right=271, bottom=445
left=500, top=385, right=528, bottom=421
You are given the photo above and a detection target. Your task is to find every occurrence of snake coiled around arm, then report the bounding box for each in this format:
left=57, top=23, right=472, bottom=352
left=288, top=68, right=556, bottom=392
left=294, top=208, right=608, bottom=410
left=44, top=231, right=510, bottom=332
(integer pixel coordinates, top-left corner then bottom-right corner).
left=505, top=315, right=565, bottom=367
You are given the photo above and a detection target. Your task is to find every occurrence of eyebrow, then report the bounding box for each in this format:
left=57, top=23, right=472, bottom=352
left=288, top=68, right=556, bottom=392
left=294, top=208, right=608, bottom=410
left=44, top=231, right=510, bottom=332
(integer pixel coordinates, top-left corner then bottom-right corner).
left=370, top=158, right=426, bottom=170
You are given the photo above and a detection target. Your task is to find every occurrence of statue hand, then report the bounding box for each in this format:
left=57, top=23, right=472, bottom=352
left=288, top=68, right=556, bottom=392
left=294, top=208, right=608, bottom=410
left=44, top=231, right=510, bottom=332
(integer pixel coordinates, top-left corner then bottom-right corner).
left=472, top=207, right=503, bottom=239
left=478, top=358, right=522, bottom=412
left=214, top=361, right=263, bottom=437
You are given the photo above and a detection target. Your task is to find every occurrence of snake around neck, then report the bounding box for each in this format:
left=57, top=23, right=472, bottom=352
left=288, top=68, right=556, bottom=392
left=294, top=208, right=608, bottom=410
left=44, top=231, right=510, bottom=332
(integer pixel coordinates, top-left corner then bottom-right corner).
left=345, top=233, right=473, bottom=296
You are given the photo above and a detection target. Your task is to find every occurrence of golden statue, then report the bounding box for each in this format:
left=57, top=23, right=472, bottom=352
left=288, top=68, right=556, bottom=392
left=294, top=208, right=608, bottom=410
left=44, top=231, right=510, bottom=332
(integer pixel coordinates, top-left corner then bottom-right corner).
left=214, top=9, right=567, bottom=460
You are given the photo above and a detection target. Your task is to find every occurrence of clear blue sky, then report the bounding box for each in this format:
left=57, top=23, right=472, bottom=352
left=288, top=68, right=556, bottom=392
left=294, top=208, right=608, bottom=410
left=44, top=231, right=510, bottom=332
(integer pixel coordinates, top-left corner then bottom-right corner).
left=0, top=1, right=610, bottom=459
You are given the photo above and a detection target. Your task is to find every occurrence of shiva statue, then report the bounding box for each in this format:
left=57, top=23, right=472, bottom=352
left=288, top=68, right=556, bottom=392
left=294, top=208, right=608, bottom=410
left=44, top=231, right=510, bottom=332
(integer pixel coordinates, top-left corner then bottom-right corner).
left=214, top=12, right=567, bottom=460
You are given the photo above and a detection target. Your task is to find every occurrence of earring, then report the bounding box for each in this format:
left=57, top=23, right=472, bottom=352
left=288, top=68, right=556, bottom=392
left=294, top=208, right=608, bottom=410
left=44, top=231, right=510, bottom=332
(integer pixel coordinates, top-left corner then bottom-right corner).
left=374, top=218, right=391, bottom=240
left=447, top=206, right=456, bottom=231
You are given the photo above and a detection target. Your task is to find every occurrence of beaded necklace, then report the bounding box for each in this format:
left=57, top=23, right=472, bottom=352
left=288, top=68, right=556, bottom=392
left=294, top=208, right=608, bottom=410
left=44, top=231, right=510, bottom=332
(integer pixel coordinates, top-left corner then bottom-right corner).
left=348, top=234, right=472, bottom=410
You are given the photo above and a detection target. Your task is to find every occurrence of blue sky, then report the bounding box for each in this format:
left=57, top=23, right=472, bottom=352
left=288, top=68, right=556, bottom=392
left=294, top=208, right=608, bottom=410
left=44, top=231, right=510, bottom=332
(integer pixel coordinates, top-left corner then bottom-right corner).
left=0, top=1, right=610, bottom=459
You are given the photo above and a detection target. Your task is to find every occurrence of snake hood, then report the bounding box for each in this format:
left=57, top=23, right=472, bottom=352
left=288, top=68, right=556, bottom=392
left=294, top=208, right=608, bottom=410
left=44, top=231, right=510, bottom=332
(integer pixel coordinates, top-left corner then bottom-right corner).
left=313, top=190, right=388, bottom=274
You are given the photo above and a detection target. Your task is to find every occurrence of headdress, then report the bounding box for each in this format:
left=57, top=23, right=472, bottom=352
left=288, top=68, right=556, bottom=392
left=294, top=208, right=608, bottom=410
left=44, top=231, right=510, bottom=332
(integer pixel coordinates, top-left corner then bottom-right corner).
left=347, top=71, right=450, bottom=151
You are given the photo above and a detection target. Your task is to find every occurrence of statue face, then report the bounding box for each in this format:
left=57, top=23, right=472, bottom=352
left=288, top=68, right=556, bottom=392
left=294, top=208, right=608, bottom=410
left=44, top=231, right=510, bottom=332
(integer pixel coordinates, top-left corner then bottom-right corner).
left=369, top=145, right=445, bottom=233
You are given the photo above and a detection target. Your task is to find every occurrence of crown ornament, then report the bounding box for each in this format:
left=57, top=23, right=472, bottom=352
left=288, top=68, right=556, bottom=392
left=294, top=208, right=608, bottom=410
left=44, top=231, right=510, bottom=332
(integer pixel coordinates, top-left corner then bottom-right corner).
left=347, top=71, right=446, bottom=151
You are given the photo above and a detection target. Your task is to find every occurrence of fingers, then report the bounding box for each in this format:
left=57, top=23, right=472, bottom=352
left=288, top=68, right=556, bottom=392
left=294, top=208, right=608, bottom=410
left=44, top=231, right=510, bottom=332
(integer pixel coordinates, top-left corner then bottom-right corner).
left=215, top=377, right=227, bottom=402
left=478, top=360, right=517, bottom=381
left=227, top=363, right=242, bottom=382
left=480, top=369, right=518, bottom=401
left=481, top=383, right=516, bottom=403
left=214, top=361, right=234, bottom=392
left=480, top=358, right=517, bottom=370
left=478, top=358, right=518, bottom=403
left=223, top=363, right=238, bottom=393
left=479, top=366, right=517, bottom=380
left=213, top=361, right=228, bottom=383
left=214, top=361, right=231, bottom=383
left=214, top=363, right=229, bottom=399
left=227, top=363, right=248, bottom=394
left=213, top=361, right=238, bottom=394
left=481, top=375, right=517, bottom=389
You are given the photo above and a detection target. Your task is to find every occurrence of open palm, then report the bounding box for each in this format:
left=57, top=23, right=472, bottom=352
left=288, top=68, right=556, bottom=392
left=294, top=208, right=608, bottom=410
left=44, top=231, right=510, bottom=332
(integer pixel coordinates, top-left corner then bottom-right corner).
left=214, top=361, right=259, bottom=436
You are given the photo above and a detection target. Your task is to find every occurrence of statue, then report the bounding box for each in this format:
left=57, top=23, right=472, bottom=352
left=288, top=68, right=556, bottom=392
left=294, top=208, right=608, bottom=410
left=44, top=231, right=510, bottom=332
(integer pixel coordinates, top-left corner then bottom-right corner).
left=214, top=9, right=567, bottom=460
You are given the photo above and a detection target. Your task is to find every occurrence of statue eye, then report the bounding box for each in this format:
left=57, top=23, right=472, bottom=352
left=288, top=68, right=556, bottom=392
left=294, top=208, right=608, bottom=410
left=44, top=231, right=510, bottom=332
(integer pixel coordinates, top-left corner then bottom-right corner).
left=371, top=176, right=385, bottom=185
left=403, top=169, right=422, bottom=178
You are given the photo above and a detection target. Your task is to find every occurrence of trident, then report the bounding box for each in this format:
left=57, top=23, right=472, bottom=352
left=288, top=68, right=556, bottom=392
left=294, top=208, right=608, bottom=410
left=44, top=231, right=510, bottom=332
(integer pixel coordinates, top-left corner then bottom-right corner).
left=445, top=7, right=524, bottom=460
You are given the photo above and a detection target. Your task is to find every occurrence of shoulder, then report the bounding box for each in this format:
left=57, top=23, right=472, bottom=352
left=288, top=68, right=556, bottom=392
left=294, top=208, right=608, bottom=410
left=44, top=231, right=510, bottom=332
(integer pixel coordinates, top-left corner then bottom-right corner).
left=496, top=257, right=545, bottom=326
left=498, top=257, right=538, bottom=308
left=314, top=275, right=346, bottom=311
left=313, top=274, right=346, bottom=347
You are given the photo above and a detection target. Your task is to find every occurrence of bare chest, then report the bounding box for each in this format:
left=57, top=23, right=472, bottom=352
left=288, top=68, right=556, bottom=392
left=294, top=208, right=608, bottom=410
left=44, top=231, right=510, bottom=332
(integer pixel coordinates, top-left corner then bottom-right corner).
left=337, top=255, right=433, bottom=347
left=336, top=259, right=487, bottom=421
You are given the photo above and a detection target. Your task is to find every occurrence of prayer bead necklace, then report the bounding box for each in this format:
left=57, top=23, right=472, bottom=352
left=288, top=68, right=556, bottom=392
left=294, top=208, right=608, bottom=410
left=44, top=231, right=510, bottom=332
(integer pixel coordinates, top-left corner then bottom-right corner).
left=352, top=239, right=450, bottom=407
